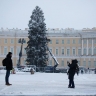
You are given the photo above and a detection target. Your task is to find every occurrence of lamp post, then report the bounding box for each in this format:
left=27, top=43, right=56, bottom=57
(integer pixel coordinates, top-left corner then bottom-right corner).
left=17, top=38, right=25, bottom=68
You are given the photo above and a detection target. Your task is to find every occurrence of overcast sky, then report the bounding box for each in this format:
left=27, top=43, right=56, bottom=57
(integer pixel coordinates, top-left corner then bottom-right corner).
left=0, top=0, right=96, bottom=30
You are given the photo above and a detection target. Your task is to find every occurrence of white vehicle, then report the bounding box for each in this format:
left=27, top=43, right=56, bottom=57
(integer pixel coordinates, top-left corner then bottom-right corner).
left=22, top=67, right=31, bottom=72
left=23, top=67, right=35, bottom=72
left=14, top=68, right=21, bottom=72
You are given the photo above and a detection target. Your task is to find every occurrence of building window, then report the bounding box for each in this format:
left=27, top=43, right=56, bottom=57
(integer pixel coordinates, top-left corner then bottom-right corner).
left=61, top=60, right=64, bottom=66
left=83, top=48, right=87, bottom=55
left=94, top=48, right=96, bottom=55
left=49, top=60, right=52, bottom=65
left=23, top=39, right=26, bottom=43
left=94, top=61, right=96, bottom=67
left=50, top=40, right=52, bottom=44
left=12, top=59, right=14, bottom=64
left=18, top=39, right=20, bottom=43
left=88, top=61, right=91, bottom=67
left=11, top=39, right=14, bottom=44
left=94, top=39, right=96, bottom=44
left=73, top=49, right=75, bottom=56
left=89, top=39, right=92, bottom=44
left=24, top=48, right=26, bottom=54
left=24, top=59, right=26, bottom=65
left=67, top=49, right=70, bottom=56
left=17, top=47, right=20, bottom=55
left=4, top=47, right=7, bottom=55
left=78, top=49, right=81, bottom=55
left=67, top=40, right=70, bottom=44
left=84, top=39, right=87, bottom=44
left=62, top=49, right=64, bottom=55
left=73, top=39, right=75, bottom=44
left=56, top=40, right=59, bottom=44
left=88, top=48, right=92, bottom=55
left=50, top=49, right=52, bottom=52
left=62, top=40, right=64, bottom=44
left=56, top=49, right=58, bottom=55
left=78, top=39, right=81, bottom=44
left=83, top=61, right=86, bottom=67
left=78, top=61, right=80, bottom=66
left=10, top=47, right=14, bottom=54
left=5, top=39, right=7, bottom=43
left=16, top=59, right=19, bottom=65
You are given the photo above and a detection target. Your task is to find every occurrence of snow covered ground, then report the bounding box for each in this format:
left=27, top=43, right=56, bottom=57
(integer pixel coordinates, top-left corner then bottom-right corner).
left=0, top=70, right=96, bottom=95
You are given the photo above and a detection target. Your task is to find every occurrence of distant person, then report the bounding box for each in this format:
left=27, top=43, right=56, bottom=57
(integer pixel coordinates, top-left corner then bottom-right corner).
left=4, top=52, right=13, bottom=86
left=67, top=59, right=79, bottom=88
left=30, top=68, right=34, bottom=74
left=87, top=67, right=90, bottom=74
left=81, top=70, right=84, bottom=74
left=95, top=68, right=96, bottom=74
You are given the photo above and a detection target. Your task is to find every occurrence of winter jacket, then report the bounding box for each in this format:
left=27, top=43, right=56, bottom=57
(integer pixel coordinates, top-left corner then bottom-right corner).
left=68, top=60, right=78, bottom=75
left=6, top=53, right=13, bottom=70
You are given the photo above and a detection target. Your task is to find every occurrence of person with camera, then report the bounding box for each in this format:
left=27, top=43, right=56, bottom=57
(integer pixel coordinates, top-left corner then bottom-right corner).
left=67, top=59, right=79, bottom=88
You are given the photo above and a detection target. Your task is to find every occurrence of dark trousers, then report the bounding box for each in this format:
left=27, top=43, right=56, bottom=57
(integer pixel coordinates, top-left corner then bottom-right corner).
left=68, top=74, right=75, bottom=87
left=5, top=70, right=10, bottom=84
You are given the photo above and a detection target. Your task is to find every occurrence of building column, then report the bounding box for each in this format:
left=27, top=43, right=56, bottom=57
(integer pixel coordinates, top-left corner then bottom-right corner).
left=87, top=38, right=88, bottom=55
left=92, top=38, right=93, bottom=55
left=82, top=38, right=83, bottom=55
left=65, top=47, right=66, bottom=56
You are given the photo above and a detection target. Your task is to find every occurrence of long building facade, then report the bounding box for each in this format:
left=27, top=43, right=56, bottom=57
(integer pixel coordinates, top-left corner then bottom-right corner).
left=0, top=27, right=96, bottom=68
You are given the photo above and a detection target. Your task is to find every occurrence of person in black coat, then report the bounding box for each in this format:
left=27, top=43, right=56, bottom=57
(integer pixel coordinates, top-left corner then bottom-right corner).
left=67, top=59, right=79, bottom=88
left=5, top=52, right=13, bottom=86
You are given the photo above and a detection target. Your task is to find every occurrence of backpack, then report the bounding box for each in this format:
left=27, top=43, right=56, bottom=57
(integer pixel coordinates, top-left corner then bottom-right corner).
left=2, top=58, right=7, bottom=66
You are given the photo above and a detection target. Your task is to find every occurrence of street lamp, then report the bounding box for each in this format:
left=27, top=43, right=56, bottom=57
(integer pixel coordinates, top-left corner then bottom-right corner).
left=17, top=38, right=26, bottom=68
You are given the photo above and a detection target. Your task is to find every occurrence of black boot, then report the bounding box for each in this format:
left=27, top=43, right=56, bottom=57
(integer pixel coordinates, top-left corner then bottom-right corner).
left=70, top=86, right=75, bottom=88
left=68, top=86, right=71, bottom=88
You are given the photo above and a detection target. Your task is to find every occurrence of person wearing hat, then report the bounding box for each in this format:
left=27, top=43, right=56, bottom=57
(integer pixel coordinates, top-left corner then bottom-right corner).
left=5, top=52, right=13, bottom=86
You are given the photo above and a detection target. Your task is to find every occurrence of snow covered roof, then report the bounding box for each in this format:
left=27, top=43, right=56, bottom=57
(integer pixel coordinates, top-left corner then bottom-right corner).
left=0, top=28, right=96, bottom=38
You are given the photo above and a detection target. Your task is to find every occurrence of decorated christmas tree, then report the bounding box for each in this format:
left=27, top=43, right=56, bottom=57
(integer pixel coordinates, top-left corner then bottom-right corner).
left=26, top=6, right=50, bottom=67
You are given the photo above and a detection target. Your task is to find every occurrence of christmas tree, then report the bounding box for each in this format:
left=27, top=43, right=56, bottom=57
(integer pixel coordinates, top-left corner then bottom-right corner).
left=26, top=6, right=50, bottom=67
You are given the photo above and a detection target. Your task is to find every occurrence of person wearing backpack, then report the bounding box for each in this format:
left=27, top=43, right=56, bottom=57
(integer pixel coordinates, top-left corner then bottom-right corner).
left=67, top=59, right=79, bottom=88
left=4, top=52, right=13, bottom=86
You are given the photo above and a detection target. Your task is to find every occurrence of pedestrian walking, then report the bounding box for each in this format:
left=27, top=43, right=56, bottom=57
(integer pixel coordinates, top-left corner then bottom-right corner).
left=67, top=59, right=79, bottom=88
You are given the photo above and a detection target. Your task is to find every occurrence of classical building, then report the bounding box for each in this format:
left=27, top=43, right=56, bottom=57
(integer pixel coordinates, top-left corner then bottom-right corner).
left=0, top=27, right=96, bottom=68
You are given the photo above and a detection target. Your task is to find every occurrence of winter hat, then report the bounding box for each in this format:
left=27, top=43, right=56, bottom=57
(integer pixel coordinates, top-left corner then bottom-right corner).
left=6, top=52, right=12, bottom=58
left=8, top=52, right=12, bottom=55
left=74, top=59, right=78, bottom=63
